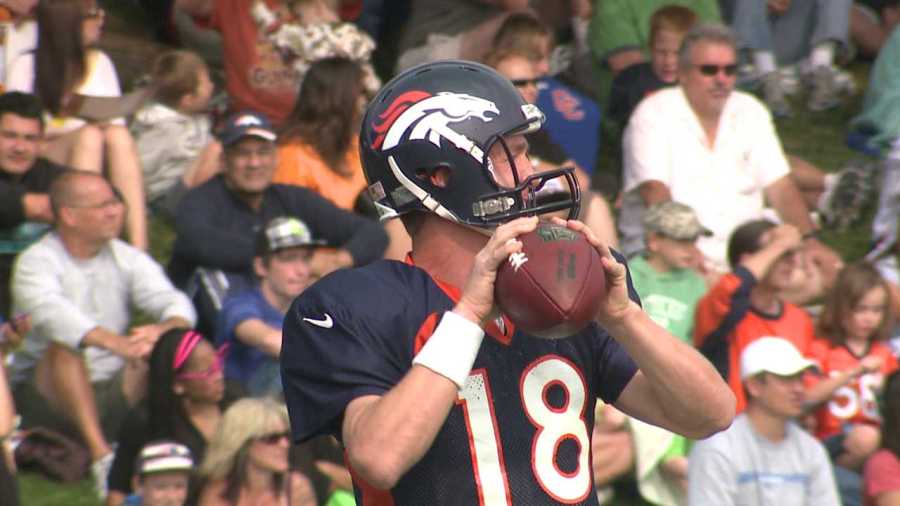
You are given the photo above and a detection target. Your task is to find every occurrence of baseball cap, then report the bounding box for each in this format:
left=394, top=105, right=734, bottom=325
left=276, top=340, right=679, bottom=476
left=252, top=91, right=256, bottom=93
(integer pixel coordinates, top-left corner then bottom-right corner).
left=255, top=216, right=324, bottom=256
left=740, top=336, right=818, bottom=380
left=643, top=201, right=712, bottom=241
left=136, top=441, right=193, bottom=476
left=219, top=111, right=277, bottom=147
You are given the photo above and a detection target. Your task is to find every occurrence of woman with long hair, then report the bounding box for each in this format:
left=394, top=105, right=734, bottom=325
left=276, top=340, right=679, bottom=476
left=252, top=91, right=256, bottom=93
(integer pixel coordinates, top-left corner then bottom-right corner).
left=274, top=56, right=366, bottom=211
left=5, top=0, right=149, bottom=249
left=863, top=370, right=900, bottom=506
left=198, top=398, right=309, bottom=506
left=274, top=55, right=410, bottom=261
left=106, top=329, right=226, bottom=506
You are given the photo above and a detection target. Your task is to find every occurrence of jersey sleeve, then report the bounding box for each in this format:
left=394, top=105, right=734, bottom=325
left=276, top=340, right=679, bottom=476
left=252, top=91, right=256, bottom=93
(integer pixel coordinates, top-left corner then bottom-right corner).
left=693, top=268, right=755, bottom=378
left=281, top=267, right=420, bottom=443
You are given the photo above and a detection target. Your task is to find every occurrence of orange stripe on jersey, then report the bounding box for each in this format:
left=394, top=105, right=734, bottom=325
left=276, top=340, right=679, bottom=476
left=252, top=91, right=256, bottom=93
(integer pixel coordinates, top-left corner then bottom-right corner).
left=413, top=312, right=440, bottom=355
left=347, top=458, right=395, bottom=506
left=405, top=254, right=515, bottom=345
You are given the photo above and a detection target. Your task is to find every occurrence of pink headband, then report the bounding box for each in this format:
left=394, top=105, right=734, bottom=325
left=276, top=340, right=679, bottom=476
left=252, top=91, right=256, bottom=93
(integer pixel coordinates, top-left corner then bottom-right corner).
left=173, top=330, right=203, bottom=371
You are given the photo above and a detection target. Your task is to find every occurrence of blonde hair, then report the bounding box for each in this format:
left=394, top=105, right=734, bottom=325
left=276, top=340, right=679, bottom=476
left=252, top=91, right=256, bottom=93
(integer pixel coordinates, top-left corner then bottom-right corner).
left=200, top=398, right=289, bottom=481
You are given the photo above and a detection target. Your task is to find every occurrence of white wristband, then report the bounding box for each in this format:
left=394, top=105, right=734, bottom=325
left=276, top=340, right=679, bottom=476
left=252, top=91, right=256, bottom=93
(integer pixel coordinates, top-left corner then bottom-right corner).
left=412, top=311, right=485, bottom=389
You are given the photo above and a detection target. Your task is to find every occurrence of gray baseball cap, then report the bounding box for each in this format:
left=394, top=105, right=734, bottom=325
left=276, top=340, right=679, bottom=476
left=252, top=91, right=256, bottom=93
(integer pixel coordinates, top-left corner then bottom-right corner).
left=643, top=201, right=713, bottom=241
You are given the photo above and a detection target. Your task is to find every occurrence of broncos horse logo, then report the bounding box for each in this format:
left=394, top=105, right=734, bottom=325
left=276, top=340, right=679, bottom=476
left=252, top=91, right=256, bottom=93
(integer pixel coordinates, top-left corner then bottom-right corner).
left=372, top=91, right=500, bottom=162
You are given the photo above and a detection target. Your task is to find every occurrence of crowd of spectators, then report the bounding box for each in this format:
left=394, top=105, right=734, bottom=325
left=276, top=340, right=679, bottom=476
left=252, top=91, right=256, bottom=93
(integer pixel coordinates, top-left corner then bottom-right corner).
left=0, top=1, right=898, bottom=506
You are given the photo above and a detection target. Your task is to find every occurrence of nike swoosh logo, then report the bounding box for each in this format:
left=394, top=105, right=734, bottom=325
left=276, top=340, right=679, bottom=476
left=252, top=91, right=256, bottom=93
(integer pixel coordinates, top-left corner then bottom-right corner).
left=302, top=313, right=333, bottom=329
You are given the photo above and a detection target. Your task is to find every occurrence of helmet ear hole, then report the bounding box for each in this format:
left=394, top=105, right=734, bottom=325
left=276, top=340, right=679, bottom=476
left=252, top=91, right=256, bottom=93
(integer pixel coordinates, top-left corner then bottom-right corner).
left=415, top=165, right=452, bottom=188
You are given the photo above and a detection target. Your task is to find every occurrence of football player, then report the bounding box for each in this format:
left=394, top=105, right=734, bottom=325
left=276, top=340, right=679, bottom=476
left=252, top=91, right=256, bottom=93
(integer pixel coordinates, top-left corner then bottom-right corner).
left=282, top=60, right=734, bottom=505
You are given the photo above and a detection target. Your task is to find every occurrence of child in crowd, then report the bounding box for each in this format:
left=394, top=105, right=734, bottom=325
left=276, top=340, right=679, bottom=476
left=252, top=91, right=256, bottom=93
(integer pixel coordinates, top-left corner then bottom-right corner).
left=863, top=370, right=900, bottom=505
left=806, top=263, right=899, bottom=472
left=631, top=201, right=710, bottom=342
left=694, top=219, right=816, bottom=413
left=131, top=50, right=221, bottom=221
left=608, top=4, right=697, bottom=127
left=626, top=201, right=710, bottom=506
left=250, top=0, right=380, bottom=98
left=123, top=441, right=193, bottom=506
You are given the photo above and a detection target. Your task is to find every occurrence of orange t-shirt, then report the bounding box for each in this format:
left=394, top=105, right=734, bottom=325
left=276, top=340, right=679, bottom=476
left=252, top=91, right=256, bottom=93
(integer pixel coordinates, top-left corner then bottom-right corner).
left=694, top=268, right=816, bottom=413
left=274, top=139, right=366, bottom=211
left=808, top=338, right=899, bottom=439
left=211, top=0, right=299, bottom=126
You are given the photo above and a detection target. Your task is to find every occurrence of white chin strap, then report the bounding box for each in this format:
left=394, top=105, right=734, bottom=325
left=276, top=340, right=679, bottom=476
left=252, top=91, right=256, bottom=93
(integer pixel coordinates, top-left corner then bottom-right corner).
left=388, top=155, right=460, bottom=223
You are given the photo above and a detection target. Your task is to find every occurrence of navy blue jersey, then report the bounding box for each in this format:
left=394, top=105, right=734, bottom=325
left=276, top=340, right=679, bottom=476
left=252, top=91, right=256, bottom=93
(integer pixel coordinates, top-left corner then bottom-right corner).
left=282, top=257, right=640, bottom=506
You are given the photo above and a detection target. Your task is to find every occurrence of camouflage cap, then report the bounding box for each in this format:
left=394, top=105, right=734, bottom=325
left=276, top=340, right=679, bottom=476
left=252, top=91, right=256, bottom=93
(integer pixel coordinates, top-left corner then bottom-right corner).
left=643, top=201, right=712, bottom=240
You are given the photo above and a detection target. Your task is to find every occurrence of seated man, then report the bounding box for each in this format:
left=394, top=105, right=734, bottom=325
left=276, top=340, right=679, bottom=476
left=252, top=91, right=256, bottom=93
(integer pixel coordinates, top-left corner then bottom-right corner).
left=9, top=170, right=196, bottom=498
left=688, top=337, right=840, bottom=505
left=620, top=23, right=842, bottom=295
left=0, top=91, right=67, bottom=319
left=167, top=111, right=388, bottom=334
left=217, top=216, right=318, bottom=396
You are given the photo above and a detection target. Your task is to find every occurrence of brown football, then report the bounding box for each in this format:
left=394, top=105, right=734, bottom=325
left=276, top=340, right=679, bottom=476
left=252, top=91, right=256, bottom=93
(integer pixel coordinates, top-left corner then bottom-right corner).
left=494, top=222, right=607, bottom=339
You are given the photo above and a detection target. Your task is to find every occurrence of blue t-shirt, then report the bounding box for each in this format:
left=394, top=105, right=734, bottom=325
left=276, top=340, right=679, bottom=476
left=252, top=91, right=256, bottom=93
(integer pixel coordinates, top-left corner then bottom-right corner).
left=217, top=288, right=283, bottom=390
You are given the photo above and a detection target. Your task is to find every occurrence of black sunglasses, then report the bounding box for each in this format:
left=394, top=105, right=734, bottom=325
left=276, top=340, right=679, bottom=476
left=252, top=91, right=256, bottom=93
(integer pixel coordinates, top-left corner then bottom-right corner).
left=510, top=77, right=542, bottom=88
left=696, top=64, right=737, bottom=77
left=256, top=431, right=290, bottom=445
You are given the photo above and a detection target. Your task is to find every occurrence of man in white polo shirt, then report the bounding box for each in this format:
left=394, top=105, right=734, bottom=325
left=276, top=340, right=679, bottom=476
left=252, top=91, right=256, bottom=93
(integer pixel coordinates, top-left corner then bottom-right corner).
left=619, top=23, right=842, bottom=287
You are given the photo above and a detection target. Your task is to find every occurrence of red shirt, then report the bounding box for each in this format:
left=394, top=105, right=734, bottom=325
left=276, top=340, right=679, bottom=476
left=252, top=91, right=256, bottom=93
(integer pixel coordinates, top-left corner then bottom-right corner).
left=865, top=449, right=900, bottom=506
left=809, top=339, right=898, bottom=439
left=212, top=0, right=299, bottom=126
left=694, top=268, right=816, bottom=413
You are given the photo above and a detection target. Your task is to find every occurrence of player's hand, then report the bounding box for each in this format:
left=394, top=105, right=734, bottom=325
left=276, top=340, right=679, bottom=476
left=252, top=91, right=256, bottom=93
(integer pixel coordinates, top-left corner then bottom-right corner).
left=550, top=217, right=634, bottom=328
left=456, top=216, right=539, bottom=326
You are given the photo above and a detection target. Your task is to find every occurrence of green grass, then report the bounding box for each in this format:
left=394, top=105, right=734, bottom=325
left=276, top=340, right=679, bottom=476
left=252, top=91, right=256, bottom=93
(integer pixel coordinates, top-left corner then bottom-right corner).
left=19, top=472, right=101, bottom=506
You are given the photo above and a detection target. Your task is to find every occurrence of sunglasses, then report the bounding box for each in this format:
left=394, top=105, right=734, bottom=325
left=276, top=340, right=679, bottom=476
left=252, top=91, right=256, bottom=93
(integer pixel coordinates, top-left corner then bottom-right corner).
left=175, top=343, right=229, bottom=381
left=510, top=77, right=542, bottom=88
left=696, top=64, right=737, bottom=77
left=255, top=431, right=290, bottom=445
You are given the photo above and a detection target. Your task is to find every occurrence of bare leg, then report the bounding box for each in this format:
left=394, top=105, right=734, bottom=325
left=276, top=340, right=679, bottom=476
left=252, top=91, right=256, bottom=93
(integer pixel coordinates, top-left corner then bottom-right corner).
left=104, top=125, right=149, bottom=250
left=35, top=342, right=110, bottom=461
left=41, top=125, right=104, bottom=170
left=850, top=4, right=895, bottom=59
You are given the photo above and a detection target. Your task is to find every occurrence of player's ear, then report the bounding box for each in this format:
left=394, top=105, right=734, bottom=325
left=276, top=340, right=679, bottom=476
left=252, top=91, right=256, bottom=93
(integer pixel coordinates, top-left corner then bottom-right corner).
left=428, top=166, right=452, bottom=188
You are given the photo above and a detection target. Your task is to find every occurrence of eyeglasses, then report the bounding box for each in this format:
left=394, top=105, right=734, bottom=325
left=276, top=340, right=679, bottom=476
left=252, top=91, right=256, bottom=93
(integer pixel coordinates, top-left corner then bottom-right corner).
left=510, top=77, right=542, bottom=88
left=255, top=431, right=290, bottom=445
left=695, top=64, right=737, bottom=77
left=175, top=343, right=229, bottom=381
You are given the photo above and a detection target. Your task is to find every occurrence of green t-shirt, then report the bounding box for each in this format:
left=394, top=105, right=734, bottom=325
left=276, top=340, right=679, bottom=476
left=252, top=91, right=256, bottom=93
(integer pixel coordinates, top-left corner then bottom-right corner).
left=628, top=255, right=707, bottom=343
left=588, top=0, right=721, bottom=107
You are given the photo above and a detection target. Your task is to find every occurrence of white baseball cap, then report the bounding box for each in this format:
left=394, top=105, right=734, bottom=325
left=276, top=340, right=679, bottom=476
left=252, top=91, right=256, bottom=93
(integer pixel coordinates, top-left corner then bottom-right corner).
left=740, top=337, right=818, bottom=380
